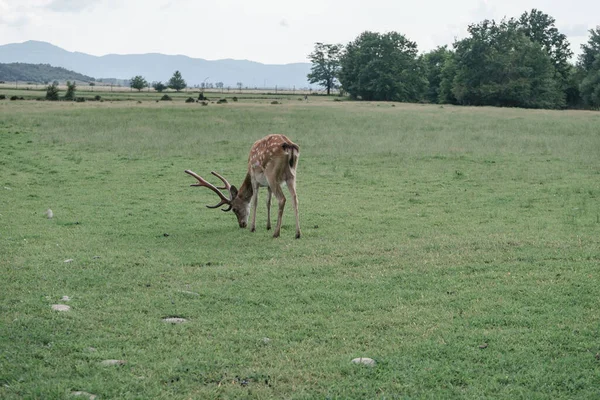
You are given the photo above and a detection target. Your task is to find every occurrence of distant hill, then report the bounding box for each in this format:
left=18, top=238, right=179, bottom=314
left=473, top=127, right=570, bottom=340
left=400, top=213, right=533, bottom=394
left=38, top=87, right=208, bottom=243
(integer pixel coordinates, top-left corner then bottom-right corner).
left=0, top=62, right=94, bottom=83
left=0, top=41, right=313, bottom=89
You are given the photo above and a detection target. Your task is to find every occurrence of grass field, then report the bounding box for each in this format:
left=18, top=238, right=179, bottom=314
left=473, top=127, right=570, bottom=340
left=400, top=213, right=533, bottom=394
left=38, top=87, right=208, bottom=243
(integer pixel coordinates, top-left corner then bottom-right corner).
left=1, top=96, right=600, bottom=399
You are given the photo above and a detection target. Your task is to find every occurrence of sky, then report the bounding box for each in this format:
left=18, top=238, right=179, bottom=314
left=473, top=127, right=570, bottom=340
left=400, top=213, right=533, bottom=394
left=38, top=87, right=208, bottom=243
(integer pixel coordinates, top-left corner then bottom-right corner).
left=0, top=0, right=598, bottom=64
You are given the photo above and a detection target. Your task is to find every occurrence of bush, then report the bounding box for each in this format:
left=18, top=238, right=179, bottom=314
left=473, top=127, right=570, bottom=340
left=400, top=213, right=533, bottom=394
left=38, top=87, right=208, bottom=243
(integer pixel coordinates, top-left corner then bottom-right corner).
left=10, top=96, right=19, bottom=101
left=46, top=83, right=59, bottom=101
left=160, top=94, right=172, bottom=101
left=76, top=97, right=86, bottom=102
left=0, top=95, right=6, bottom=100
left=217, top=98, right=227, bottom=104
left=201, top=101, right=208, bottom=106
left=198, top=92, right=208, bottom=101
left=94, top=95, right=101, bottom=101
left=271, top=100, right=280, bottom=105
left=64, top=81, right=76, bottom=101
left=232, top=96, right=238, bottom=102
left=185, top=97, right=195, bottom=103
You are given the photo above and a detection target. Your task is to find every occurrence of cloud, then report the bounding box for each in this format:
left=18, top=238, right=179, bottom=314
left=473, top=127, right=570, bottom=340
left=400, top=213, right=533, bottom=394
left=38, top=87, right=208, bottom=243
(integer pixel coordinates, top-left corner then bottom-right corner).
left=45, top=0, right=97, bottom=13
left=560, top=24, right=590, bottom=37
left=0, top=14, right=30, bottom=27
left=279, top=19, right=289, bottom=28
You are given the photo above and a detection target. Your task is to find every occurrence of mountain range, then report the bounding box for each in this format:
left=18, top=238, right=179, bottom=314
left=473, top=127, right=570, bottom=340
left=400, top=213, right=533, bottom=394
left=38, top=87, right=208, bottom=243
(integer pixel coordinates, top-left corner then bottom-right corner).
left=0, top=41, right=312, bottom=89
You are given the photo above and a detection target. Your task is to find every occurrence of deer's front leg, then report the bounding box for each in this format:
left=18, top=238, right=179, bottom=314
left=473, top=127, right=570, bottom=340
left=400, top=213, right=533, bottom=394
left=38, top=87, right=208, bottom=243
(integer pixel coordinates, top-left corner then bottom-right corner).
left=266, top=187, right=272, bottom=230
left=250, top=185, right=260, bottom=233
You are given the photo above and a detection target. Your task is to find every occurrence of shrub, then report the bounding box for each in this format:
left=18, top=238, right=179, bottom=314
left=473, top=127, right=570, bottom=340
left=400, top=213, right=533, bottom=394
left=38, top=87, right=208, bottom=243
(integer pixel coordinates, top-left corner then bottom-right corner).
left=0, top=94, right=6, bottom=100
left=64, top=81, right=76, bottom=101
left=160, top=94, right=172, bottom=101
left=46, top=83, right=59, bottom=101
left=271, top=100, right=280, bottom=105
left=10, top=96, right=19, bottom=101
left=198, top=92, right=208, bottom=101
left=185, top=97, right=195, bottom=103
left=333, top=98, right=342, bottom=102
left=201, top=101, right=208, bottom=106
left=232, top=96, right=238, bottom=102
left=94, top=95, right=101, bottom=101
left=75, top=97, right=86, bottom=102
left=217, top=98, right=228, bottom=104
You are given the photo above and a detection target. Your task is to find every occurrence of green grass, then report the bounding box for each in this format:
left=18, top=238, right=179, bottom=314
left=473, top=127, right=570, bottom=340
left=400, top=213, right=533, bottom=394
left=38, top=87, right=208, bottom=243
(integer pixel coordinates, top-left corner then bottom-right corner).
left=1, top=97, right=600, bottom=398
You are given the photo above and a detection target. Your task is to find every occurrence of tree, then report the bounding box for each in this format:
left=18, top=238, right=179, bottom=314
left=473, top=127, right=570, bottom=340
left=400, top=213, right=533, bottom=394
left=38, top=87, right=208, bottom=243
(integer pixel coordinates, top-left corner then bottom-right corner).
left=451, top=19, right=564, bottom=108
left=237, top=82, right=243, bottom=92
left=64, top=80, right=76, bottom=101
left=215, top=82, right=224, bottom=89
left=130, top=75, right=148, bottom=91
left=515, top=9, right=573, bottom=101
left=578, top=27, right=600, bottom=108
left=168, top=70, right=187, bottom=92
left=46, top=82, right=59, bottom=101
left=422, top=46, right=453, bottom=103
left=152, top=81, right=167, bottom=92
left=307, top=42, right=343, bottom=95
left=339, top=31, right=427, bottom=102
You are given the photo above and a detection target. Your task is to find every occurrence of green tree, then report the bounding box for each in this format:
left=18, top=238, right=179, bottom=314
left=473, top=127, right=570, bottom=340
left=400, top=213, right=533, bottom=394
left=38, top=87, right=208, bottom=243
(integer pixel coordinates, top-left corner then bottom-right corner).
left=578, top=27, right=600, bottom=108
left=515, top=9, right=573, bottom=103
left=422, top=46, right=453, bottom=103
left=168, top=71, right=187, bottom=92
left=307, top=42, right=343, bottom=95
left=45, top=82, right=59, bottom=101
left=64, top=80, right=76, bottom=101
left=452, top=19, right=564, bottom=108
left=130, top=75, right=148, bottom=91
left=152, top=81, right=167, bottom=92
left=339, top=31, right=427, bottom=102
left=438, top=54, right=458, bottom=104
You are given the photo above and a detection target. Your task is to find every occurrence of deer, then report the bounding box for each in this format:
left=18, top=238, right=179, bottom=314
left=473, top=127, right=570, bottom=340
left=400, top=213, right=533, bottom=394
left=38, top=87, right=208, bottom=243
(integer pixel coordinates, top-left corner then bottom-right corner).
left=185, top=134, right=301, bottom=238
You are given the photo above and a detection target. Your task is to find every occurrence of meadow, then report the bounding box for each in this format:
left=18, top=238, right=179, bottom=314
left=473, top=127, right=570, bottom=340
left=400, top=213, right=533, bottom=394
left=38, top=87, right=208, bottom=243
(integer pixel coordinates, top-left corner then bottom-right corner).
left=1, top=94, right=599, bottom=399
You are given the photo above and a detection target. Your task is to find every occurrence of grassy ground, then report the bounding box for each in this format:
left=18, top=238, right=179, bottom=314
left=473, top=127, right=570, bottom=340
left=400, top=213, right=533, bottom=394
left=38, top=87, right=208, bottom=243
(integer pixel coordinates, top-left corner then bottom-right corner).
left=1, top=97, right=599, bottom=399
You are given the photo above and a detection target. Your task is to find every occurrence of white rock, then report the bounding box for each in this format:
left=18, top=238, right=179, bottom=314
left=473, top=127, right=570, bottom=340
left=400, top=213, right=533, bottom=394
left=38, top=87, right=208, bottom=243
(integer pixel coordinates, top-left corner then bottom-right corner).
left=64, top=259, right=74, bottom=263
left=100, top=359, right=126, bottom=366
left=61, top=296, right=71, bottom=301
left=162, top=317, right=187, bottom=324
left=52, top=304, right=71, bottom=312
left=351, top=357, right=376, bottom=367
left=71, top=391, right=97, bottom=399
left=46, top=209, right=53, bottom=219
left=262, top=337, right=271, bottom=344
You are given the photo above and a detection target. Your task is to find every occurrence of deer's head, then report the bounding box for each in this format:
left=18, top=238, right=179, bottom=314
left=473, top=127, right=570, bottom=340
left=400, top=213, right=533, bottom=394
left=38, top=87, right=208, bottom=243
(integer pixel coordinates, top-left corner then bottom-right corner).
left=184, top=170, right=251, bottom=228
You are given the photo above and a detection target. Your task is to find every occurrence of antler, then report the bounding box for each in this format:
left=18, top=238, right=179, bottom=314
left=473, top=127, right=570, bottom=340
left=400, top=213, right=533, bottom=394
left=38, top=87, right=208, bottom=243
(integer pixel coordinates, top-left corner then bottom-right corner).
left=185, top=170, right=233, bottom=211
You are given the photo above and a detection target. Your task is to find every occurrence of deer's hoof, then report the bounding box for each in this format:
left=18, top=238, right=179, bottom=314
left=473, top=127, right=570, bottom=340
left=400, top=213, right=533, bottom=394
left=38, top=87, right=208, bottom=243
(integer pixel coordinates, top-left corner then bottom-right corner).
left=250, top=227, right=256, bottom=233
left=295, top=232, right=301, bottom=239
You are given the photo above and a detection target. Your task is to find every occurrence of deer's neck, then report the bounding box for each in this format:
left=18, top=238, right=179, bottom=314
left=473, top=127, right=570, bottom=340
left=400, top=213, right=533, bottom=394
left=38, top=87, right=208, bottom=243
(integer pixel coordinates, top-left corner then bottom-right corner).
left=237, top=171, right=253, bottom=202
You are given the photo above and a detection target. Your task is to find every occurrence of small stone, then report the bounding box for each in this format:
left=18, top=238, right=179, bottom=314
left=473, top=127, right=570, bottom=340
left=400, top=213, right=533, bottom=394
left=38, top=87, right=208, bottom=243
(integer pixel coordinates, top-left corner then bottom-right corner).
left=86, top=347, right=97, bottom=352
left=479, top=343, right=489, bottom=349
left=262, top=337, right=271, bottom=344
left=46, top=209, right=53, bottom=219
left=351, top=357, right=376, bottom=367
left=162, top=317, right=187, bottom=324
left=100, top=359, right=126, bottom=366
left=52, top=304, right=71, bottom=312
left=179, top=290, right=200, bottom=296
left=64, top=259, right=74, bottom=263
left=71, top=391, right=97, bottom=399
left=595, top=353, right=600, bottom=360
left=61, top=296, right=71, bottom=301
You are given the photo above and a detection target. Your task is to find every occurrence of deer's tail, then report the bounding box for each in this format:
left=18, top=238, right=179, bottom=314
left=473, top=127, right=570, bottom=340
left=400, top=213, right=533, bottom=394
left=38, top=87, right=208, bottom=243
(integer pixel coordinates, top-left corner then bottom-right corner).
left=282, top=142, right=299, bottom=168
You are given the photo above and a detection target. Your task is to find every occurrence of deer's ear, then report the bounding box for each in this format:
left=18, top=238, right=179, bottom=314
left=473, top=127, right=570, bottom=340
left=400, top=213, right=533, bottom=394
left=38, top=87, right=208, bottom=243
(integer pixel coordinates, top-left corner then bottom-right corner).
left=230, top=185, right=238, bottom=199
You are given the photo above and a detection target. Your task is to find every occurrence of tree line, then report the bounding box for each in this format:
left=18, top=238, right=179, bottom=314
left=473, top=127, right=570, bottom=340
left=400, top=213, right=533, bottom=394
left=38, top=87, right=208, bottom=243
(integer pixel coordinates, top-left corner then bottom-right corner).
left=0, top=63, right=94, bottom=84
left=308, top=9, right=600, bottom=109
